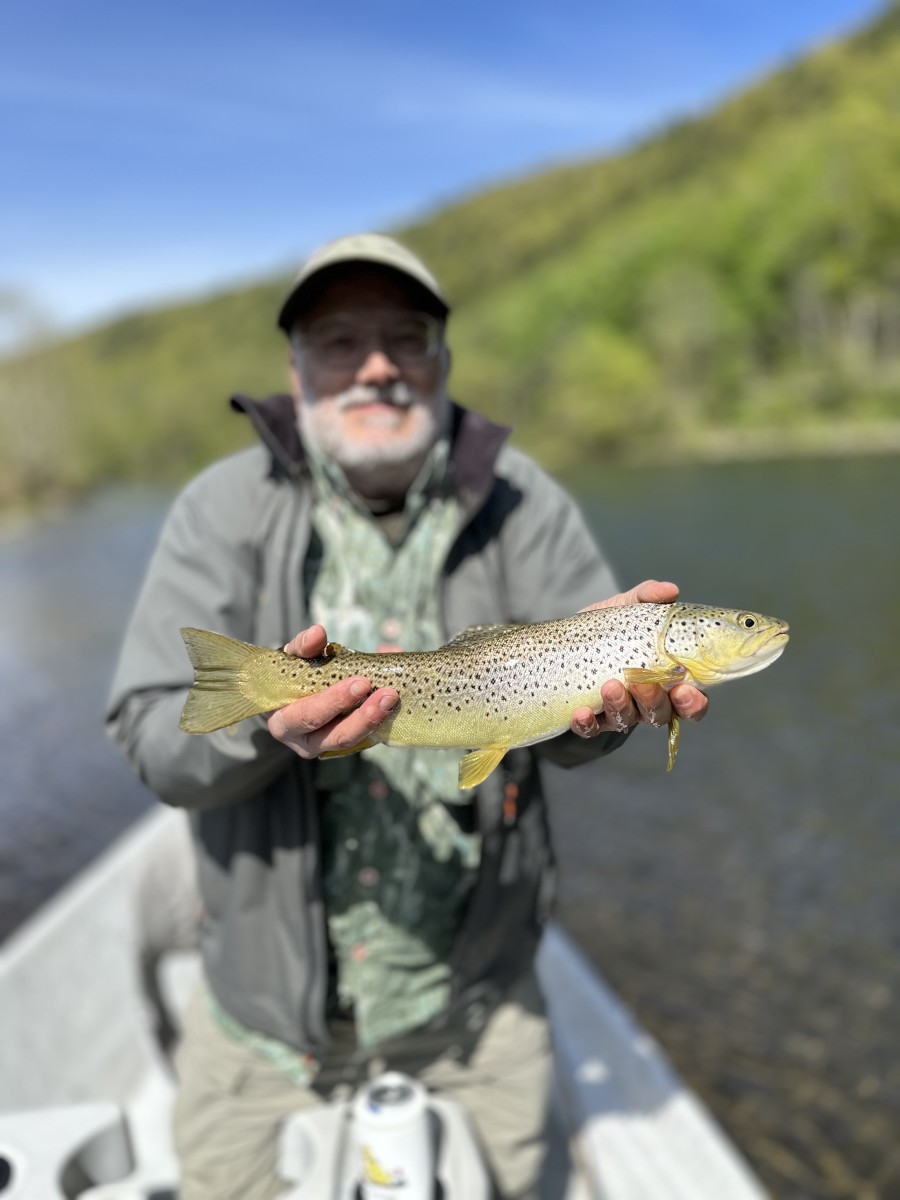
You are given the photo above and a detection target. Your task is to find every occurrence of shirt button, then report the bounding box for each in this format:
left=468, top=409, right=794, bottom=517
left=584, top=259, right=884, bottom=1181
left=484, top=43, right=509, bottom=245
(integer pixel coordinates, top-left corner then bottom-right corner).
left=358, top=867, right=380, bottom=888
left=368, top=780, right=389, bottom=801
left=351, top=943, right=369, bottom=962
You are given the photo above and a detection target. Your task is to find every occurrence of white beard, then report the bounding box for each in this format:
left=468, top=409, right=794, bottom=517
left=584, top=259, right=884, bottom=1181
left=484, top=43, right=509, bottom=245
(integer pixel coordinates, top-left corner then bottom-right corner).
left=297, top=382, right=448, bottom=499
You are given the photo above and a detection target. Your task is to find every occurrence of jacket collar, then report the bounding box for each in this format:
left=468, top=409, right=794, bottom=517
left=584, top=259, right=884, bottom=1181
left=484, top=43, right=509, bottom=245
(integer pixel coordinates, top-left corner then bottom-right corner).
left=230, top=392, right=301, bottom=479
left=230, top=392, right=511, bottom=513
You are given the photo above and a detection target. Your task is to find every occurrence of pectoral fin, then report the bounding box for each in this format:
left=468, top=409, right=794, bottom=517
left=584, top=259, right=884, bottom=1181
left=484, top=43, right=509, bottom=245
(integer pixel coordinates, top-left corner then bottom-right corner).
left=666, top=715, right=680, bottom=772
left=622, top=665, right=687, bottom=687
left=320, top=736, right=376, bottom=760
left=458, top=744, right=509, bottom=789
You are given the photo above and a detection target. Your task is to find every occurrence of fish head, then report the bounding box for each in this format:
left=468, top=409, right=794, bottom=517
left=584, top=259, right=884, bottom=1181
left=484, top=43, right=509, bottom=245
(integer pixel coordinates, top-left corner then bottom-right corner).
left=662, top=604, right=790, bottom=686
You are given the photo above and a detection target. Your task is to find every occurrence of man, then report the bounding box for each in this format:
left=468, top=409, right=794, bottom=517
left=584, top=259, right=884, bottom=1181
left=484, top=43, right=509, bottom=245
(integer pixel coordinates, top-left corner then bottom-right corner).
left=106, top=233, right=708, bottom=1199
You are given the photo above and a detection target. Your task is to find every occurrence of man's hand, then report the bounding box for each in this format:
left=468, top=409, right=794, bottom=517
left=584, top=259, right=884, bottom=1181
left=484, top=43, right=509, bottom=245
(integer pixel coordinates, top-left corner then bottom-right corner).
left=570, top=580, right=709, bottom=738
left=266, top=625, right=399, bottom=759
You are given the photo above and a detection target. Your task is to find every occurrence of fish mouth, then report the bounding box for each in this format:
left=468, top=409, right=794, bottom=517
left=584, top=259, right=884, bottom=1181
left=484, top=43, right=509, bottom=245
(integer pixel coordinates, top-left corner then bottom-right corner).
left=738, top=620, right=788, bottom=654
left=753, top=623, right=790, bottom=657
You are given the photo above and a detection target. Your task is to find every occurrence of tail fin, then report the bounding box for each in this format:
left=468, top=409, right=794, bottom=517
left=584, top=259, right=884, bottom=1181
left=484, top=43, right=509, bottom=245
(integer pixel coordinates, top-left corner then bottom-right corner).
left=179, top=627, right=264, bottom=734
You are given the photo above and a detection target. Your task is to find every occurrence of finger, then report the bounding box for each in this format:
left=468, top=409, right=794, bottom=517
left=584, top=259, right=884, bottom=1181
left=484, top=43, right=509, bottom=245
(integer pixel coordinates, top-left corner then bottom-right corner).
left=303, top=689, right=400, bottom=757
left=571, top=705, right=601, bottom=738
left=597, top=680, right=640, bottom=732
left=631, top=579, right=680, bottom=605
left=627, top=683, right=674, bottom=728
left=283, top=625, right=328, bottom=658
left=268, top=676, right=374, bottom=742
left=669, top=683, right=709, bottom=722
left=269, top=685, right=399, bottom=756
left=580, top=579, right=680, bottom=612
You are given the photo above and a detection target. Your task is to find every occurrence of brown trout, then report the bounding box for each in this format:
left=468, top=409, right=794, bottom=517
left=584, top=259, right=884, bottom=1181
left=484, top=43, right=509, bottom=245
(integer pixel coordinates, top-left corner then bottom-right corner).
left=179, top=603, right=788, bottom=788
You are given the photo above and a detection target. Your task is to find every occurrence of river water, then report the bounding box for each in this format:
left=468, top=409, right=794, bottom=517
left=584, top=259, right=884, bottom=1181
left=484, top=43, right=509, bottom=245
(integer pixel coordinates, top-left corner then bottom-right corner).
left=1, top=456, right=897, bottom=1199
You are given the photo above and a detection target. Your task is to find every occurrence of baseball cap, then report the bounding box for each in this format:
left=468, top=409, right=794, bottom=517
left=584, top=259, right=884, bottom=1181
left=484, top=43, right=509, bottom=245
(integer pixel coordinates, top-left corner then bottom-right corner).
left=277, top=233, right=450, bottom=332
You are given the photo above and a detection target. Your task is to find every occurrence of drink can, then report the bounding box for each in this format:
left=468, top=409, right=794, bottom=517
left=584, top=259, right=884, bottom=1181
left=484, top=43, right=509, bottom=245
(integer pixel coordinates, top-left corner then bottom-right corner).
left=352, top=1071, right=434, bottom=1200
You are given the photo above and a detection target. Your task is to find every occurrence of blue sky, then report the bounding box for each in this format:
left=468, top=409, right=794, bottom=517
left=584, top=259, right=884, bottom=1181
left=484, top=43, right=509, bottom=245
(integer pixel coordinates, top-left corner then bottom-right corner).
left=0, top=0, right=886, bottom=349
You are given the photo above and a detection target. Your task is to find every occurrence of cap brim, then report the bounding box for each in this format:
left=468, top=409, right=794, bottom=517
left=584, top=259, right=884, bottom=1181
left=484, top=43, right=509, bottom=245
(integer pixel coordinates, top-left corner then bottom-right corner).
left=277, top=236, right=449, bottom=332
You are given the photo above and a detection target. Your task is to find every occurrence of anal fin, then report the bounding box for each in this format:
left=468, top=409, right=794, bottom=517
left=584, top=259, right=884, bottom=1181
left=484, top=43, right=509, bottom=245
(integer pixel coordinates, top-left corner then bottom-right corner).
left=458, top=744, right=508, bottom=790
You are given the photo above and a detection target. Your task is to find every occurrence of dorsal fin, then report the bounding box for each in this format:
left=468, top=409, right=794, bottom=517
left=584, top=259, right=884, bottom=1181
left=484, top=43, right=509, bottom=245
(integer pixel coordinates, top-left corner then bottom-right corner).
left=445, top=623, right=522, bottom=647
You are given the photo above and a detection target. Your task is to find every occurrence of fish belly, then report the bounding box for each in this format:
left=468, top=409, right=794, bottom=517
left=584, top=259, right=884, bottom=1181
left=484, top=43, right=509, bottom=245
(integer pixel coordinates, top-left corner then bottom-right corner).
left=377, top=676, right=598, bottom=751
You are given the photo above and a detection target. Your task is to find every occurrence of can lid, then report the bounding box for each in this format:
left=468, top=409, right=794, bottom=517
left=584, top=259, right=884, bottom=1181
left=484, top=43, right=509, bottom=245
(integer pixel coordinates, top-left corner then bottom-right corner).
left=369, top=1080, right=416, bottom=1107
left=353, top=1071, right=428, bottom=1129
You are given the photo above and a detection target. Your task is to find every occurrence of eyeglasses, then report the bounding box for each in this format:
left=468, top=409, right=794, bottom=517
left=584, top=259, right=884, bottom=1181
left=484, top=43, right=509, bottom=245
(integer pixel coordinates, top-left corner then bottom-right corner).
left=293, top=312, right=444, bottom=369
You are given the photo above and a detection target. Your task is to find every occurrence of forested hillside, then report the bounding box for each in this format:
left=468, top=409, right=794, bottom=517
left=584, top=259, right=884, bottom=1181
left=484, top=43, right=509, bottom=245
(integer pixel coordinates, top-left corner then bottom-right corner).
left=3, top=3, right=900, bottom=509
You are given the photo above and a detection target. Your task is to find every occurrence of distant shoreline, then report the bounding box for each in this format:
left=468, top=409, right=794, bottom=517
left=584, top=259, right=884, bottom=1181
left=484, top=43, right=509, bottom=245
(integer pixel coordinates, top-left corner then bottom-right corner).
left=664, top=420, right=900, bottom=464
left=2, top=423, right=899, bottom=533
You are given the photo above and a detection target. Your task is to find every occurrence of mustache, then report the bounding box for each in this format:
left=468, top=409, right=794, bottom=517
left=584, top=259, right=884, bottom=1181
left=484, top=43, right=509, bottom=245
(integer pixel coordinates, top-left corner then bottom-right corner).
left=334, top=382, right=418, bottom=411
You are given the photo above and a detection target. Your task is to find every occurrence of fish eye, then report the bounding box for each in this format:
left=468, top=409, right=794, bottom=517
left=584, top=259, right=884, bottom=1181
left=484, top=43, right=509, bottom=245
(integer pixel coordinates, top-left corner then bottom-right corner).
left=740, top=615, right=756, bottom=629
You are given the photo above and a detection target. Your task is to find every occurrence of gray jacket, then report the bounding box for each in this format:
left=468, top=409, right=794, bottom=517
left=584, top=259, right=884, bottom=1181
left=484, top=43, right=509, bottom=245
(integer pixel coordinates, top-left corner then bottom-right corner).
left=106, top=395, right=626, bottom=1053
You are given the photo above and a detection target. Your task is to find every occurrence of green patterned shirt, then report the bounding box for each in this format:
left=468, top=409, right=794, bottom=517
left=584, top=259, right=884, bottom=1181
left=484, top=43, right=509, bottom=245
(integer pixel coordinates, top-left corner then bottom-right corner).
left=305, top=439, right=481, bottom=1049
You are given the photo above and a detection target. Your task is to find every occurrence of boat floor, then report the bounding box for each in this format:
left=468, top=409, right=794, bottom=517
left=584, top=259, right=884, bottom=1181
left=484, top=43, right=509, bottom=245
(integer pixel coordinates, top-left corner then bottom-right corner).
left=0, top=807, right=767, bottom=1199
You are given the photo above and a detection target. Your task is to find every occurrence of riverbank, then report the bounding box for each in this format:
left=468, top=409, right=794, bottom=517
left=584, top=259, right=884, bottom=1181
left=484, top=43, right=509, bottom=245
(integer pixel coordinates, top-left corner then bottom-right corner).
left=667, top=419, right=900, bottom=464
left=2, top=421, right=899, bottom=531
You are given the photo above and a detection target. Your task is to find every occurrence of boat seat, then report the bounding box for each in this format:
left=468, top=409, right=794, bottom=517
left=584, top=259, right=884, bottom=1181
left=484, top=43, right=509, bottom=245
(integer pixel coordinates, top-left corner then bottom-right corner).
left=0, top=1102, right=147, bottom=1200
